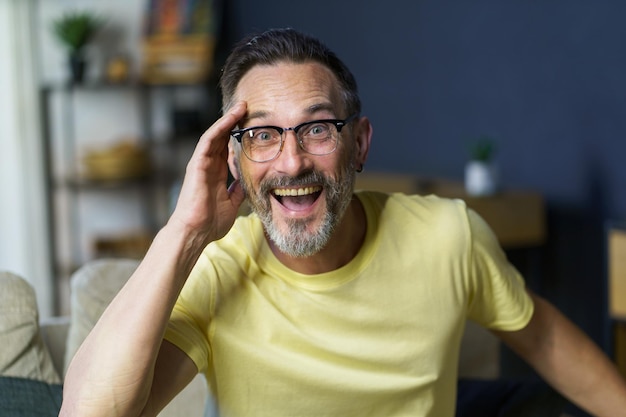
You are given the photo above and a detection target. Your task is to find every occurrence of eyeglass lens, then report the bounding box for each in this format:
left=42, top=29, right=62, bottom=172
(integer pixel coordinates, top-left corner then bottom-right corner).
left=243, top=121, right=339, bottom=162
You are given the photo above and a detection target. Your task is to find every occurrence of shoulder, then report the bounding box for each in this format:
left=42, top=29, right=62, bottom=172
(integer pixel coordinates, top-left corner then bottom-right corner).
left=357, top=190, right=471, bottom=229
left=356, top=190, right=479, bottom=258
left=357, top=189, right=466, bottom=211
left=356, top=190, right=509, bottom=264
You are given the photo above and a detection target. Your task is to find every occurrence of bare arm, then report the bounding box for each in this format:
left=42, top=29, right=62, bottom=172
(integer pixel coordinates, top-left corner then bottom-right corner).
left=494, top=291, right=626, bottom=417
left=60, top=102, right=248, bottom=417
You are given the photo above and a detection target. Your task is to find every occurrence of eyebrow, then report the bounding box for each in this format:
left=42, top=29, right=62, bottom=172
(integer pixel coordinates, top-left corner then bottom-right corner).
left=242, top=103, right=337, bottom=126
left=242, top=110, right=269, bottom=125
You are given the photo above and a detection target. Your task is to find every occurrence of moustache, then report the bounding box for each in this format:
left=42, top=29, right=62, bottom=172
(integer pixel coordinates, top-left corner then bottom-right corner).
left=258, top=171, right=329, bottom=195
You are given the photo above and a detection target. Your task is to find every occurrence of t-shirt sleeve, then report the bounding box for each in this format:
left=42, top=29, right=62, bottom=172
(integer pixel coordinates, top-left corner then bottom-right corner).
left=464, top=207, right=534, bottom=331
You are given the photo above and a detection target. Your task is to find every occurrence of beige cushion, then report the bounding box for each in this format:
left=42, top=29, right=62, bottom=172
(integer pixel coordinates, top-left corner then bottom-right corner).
left=0, top=271, right=61, bottom=384
left=64, top=258, right=140, bottom=373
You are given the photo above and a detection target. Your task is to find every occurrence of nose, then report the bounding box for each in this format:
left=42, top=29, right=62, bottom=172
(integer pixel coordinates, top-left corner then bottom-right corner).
left=273, top=130, right=313, bottom=174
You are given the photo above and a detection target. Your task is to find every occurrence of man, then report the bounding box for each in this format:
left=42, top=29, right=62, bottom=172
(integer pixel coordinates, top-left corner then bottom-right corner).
left=60, top=28, right=626, bottom=416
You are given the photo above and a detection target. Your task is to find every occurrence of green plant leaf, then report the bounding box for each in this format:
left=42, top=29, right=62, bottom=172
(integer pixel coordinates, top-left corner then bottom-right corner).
left=52, top=11, right=102, bottom=53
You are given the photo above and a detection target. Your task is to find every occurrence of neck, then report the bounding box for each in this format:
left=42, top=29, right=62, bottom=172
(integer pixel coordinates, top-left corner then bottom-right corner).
left=268, top=195, right=366, bottom=274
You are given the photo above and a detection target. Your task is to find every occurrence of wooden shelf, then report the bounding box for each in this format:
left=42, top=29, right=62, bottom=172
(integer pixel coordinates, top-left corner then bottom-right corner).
left=60, top=171, right=177, bottom=191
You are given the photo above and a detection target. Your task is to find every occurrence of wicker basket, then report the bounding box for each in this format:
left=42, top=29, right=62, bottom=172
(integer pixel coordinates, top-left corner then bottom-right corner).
left=83, top=142, right=151, bottom=181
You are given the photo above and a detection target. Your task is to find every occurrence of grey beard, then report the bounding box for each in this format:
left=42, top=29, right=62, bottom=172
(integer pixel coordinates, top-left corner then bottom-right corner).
left=240, top=162, right=355, bottom=258
left=265, top=210, right=335, bottom=258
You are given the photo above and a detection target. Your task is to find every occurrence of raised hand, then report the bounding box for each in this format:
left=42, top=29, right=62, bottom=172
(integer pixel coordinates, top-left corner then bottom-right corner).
left=169, top=102, right=247, bottom=246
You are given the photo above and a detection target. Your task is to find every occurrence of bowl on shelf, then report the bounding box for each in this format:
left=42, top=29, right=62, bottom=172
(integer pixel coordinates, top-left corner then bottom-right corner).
left=82, top=141, right=151, bottom=182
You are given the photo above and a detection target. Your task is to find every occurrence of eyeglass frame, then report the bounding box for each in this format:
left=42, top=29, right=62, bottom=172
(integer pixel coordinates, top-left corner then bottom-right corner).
left=230, top=113, right=359, bottom=162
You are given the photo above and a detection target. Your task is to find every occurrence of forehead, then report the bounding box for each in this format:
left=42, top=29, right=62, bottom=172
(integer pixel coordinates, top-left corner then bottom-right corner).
left=234, top=62, right=344, bottom=119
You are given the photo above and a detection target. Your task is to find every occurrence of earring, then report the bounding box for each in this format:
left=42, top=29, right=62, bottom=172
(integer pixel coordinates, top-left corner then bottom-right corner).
left=356, top=164, right=363, bottom=173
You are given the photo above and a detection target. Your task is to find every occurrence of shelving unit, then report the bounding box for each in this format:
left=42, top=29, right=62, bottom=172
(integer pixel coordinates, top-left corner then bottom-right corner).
left=40, top=80, right=216, bottom=310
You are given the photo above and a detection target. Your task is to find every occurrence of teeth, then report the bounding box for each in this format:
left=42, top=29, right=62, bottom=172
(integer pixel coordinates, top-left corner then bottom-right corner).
left=273, top=186, right=322, bottom=197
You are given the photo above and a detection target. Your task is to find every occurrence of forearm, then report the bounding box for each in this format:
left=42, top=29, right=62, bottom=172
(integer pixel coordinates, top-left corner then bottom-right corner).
left=505, top=295, right=626, bottom=417
left=60, top=221, right=208, bottom=417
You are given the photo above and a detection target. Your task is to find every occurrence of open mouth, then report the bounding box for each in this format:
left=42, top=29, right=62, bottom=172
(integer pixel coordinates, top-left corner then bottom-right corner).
left=272, top=186, right=322, bottom=211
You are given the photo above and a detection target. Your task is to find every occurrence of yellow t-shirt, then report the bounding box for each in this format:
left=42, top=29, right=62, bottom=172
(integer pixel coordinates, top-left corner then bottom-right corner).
left=164, top=191, right=533, bottom=417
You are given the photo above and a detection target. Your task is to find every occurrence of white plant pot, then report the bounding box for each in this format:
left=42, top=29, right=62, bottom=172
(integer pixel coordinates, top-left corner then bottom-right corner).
left=465, top=161, right=497, bottom=196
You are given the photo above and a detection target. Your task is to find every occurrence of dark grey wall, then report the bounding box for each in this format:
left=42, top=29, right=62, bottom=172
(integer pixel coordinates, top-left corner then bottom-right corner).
left=219, top=0, right=626, bottom=365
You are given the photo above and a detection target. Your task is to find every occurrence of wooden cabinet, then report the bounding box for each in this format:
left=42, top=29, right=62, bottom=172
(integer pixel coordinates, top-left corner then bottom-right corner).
left=608, top=225, right=626, bottom=377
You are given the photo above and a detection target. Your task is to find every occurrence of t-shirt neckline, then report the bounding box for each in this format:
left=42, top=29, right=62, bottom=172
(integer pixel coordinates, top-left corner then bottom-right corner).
left=256, top=192, right=379, bottom=291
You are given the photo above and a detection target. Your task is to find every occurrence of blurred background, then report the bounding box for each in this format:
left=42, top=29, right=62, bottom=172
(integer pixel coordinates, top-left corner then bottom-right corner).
left=1, top=2, right=626, bottom=413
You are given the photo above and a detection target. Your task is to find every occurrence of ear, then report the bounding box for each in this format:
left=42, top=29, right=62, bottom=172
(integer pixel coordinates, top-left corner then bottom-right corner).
left=228, top=138, right=240, bottom=180
left=353, top=116, right=373, bottom=170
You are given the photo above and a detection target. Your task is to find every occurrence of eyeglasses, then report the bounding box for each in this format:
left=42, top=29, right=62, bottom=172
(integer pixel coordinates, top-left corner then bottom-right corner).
left=230, top=113, right=358, bottom=163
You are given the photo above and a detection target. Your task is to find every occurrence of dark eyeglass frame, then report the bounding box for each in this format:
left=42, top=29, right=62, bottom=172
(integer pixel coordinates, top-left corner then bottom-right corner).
left=230, top=113, right=359, bottom=162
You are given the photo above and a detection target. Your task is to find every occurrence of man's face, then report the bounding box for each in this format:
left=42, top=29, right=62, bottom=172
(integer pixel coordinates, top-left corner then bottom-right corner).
left=231, top=62, right=357, bottom=258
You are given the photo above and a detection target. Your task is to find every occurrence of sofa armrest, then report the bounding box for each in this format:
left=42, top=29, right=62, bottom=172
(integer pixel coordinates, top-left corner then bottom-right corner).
left=39, top=316, right=70, bottom=379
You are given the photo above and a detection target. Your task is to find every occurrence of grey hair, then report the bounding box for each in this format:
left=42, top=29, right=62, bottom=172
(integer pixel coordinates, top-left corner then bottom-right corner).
left=219, top=28, right=361, bottom=117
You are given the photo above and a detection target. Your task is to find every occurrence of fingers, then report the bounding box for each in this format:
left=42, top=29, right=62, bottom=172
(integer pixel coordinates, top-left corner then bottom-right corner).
left=195, top=102, right=247, bottom=158
left=208, top=101, right=247, bottom=137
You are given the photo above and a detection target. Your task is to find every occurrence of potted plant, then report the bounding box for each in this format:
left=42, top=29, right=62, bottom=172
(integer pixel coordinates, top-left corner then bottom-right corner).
left=52, top=11, right=102, bottom=83
left=465, top=136, right=498, bottom=196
